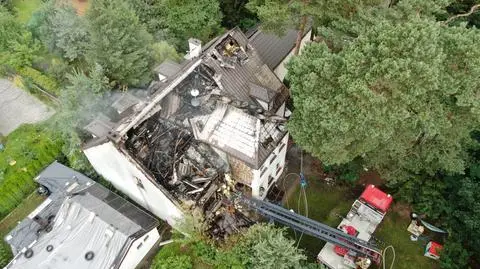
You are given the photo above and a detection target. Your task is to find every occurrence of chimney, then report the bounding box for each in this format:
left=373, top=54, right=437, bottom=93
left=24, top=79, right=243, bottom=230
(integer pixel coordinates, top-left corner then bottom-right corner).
left=185, top=38, right=202, bottom=60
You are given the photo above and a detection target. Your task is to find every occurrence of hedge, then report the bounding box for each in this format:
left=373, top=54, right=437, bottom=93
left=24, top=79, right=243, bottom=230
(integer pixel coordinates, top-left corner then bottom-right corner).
left=0, top=124, right=63, bottom=219
left=17, top=67, right=60, bottom=96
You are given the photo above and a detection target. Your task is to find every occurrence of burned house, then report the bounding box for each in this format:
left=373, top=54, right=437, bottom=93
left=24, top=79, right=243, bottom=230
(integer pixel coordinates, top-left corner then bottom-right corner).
left=82, top=28, right=290, bottom=235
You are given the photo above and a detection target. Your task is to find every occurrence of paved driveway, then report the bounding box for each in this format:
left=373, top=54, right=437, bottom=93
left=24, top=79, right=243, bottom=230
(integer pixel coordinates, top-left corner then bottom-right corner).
left=0, top=79, right=55, bottom=136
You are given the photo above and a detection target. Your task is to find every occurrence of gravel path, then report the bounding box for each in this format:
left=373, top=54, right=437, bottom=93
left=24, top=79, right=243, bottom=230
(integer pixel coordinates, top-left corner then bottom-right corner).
left=0, top=79, right=55, bottom=136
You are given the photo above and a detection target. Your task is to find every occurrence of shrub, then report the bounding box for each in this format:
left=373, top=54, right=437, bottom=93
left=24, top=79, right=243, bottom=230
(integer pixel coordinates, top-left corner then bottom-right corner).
left=17, top=67, right=60, bottom=96
left=152, top=255, right=192, bottom=269
left=0, top=241, right=12, bottom=268
left=232, top=224, right=306, bottom=269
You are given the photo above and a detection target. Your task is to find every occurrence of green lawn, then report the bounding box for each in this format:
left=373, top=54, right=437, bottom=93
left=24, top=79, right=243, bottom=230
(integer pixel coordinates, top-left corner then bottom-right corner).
left=284, top=179, right=355, bottom=259
left=284, top=180, right=438, bottom=268
left=375, top=212, right=438, bottom=269
left=12, top=0, right=43, bottom=23
left=0, top=192, right=45, bottom=237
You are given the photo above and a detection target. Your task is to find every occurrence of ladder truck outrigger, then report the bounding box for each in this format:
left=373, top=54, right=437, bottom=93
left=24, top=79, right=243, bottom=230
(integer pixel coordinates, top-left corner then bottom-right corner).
left=234, top=184, right=393, bottom=269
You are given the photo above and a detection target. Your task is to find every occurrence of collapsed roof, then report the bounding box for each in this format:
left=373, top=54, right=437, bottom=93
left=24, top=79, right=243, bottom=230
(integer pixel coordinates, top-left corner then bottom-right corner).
left=4, top=162, right=158, bottom=269
left=83, top=27, right=288, bottom=238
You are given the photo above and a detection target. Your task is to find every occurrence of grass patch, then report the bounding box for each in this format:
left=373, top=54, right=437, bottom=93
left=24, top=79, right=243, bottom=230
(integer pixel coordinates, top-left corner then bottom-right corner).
left=0, top=192, right=44, bottom=237
left=12, top=0, right=43, bottom=23
left=285, top=179, right=439, bottom=268
left=284, top=179, right=355, bottom=259
left=375, top=212, right=438, bottom=269
left=0, top=124, right=63, bottom=219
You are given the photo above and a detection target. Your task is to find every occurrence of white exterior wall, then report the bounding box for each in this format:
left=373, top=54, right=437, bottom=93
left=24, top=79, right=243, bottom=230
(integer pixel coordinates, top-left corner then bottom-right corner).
left=251, top=134, right=289, bottom=199
left=274, top=30, right=312, bottom=81
left=83, top=142, right=183, bottom=226
left=119, top=228, right=160, bottom=269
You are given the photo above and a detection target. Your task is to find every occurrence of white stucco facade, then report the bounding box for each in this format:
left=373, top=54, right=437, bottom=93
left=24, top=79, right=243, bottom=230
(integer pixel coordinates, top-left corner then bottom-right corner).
left=273, top=29, right=312, bottom=81
left=251, top=134, right=289, bottom=199
left=119, top=228, right=160, bottom=269
left=83, top=142, right=183, bottom=226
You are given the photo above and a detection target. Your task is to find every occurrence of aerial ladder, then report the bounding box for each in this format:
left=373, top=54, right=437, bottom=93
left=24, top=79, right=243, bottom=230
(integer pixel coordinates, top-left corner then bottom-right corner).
left=235, top=194, right=382, bottom=265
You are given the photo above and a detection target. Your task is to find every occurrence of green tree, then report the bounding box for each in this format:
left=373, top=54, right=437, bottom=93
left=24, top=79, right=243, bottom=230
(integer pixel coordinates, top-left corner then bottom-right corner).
left=27, top=1, right=56, bottom=51
left=53, top=64, right=110, bottom=173
left=0, top=7, right=39, bottom=72
left=287, top=14, right=480, bottom=183
left=443, top=0, right=480, bottom=27
left=0, top=0, right=13, bottom=11
left=247, top=0, right=382, bottom=55
left=127, top=0, right=166, bottom=39
left=86, top=0, right=153, bottom=87
left=219, top=0, right=257, bottom=30
left=152, top=41, right=182, bottom=65
left=440, top=239, right=470, bottom=269
left=50, top=6, right=89, bottom=62
left=232, top=224, right=306, bottom=269
left=161, top=0, right=223, bottom=50
left=387, top=131, right=480, bottom=266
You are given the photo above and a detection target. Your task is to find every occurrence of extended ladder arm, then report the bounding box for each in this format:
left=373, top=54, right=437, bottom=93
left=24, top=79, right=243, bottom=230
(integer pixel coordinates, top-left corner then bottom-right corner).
left=236, top=195, right=381, bottom=263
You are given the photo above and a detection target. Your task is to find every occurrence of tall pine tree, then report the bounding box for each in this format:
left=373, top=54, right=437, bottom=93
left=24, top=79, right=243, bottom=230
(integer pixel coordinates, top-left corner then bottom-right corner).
left=86, top=0, right=153, bottom=87
left=287, top=1, right=480, bottom=183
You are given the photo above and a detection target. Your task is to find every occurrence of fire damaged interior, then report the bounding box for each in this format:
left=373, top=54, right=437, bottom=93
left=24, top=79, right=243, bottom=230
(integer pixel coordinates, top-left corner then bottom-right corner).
left=125, top=114, right=253, bottom=239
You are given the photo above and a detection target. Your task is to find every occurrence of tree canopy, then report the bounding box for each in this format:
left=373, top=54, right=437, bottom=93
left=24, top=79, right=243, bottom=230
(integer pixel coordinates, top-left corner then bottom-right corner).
left=53, top=63, right=110, bottom=172
left=0, top=6, right=39, bottom=72
left=28, top=3, right=89, bottom=62
left=287, top=2, right=480, bottom=183
left=86, top=0, right=154, bottom=87
left=159, top=0, right=223, bottom=50
left=128, top=0, right=223, bottom=50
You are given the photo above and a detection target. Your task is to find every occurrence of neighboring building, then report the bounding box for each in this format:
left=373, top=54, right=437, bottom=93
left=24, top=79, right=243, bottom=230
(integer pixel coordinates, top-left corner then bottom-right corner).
left=317, top=185, right=393, bottom=268
left=247, top=27, right=312, bottom=81
left=82, top=27, right=289, bottom=236
left=4, top=161, right=160, bottom=269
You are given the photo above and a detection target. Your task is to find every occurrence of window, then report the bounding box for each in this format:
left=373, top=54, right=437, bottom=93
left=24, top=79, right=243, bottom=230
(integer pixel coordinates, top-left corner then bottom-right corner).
left=144, top=235, right=149, bottom=242
left=276, top=166, right=283, bottom=176
left=269, top=154, right=277, bottom=165
left=260, top=167, right=268, bottom=177
left=278, top=143, right=286, bottom=153
left=268, top=176, right=275, bottom=186
left=137, top=243, right=143, bottom=250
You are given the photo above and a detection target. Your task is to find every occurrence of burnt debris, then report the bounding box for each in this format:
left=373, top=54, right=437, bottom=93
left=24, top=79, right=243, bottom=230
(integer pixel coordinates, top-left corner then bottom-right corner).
left=125, top=115, right=252, bottom=239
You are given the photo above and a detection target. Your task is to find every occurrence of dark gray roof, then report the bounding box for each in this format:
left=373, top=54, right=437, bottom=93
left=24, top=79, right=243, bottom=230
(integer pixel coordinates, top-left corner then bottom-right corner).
left=154, top=60, right=183, bottom=79
left=248, top=28, right=309, bottom=70
left=5, top=162, right=158, bottom=255
left=83, top=114, right=115, bottom=138
left=202, top=28, right=287, bottom=110
left=111, top=92, right=143, bottom=115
